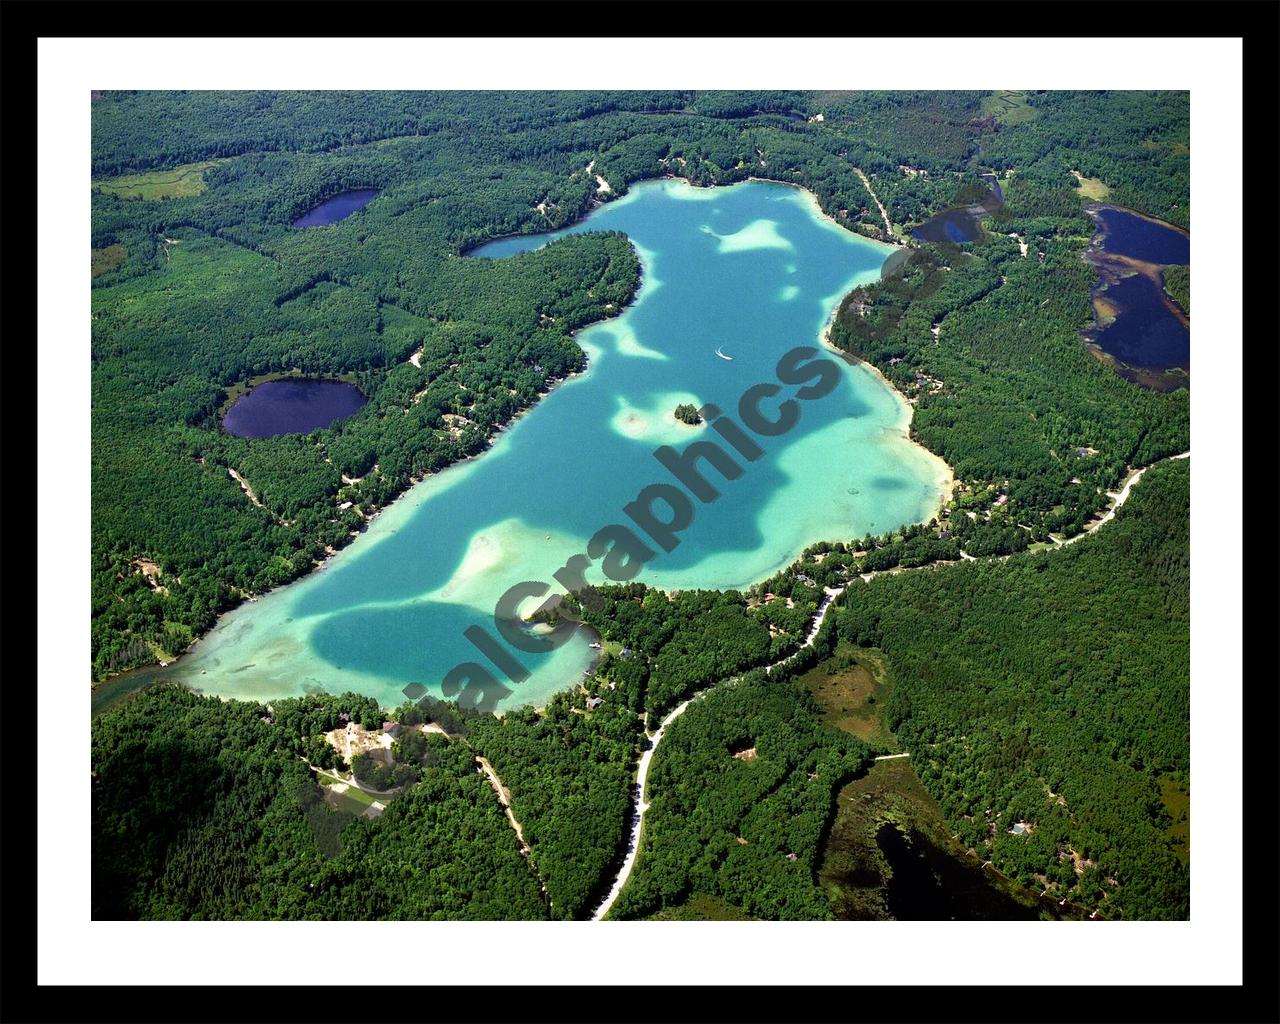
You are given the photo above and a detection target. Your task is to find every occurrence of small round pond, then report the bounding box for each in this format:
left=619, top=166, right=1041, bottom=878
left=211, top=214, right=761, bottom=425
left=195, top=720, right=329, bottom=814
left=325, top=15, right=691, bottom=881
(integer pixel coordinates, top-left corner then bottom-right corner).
left=222, top=378, right=366, bottom=438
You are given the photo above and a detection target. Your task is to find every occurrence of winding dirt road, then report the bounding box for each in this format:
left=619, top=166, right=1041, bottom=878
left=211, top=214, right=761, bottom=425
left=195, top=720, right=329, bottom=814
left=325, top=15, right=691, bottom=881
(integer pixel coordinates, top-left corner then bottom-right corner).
left=854, top=168, right=893, bottom=239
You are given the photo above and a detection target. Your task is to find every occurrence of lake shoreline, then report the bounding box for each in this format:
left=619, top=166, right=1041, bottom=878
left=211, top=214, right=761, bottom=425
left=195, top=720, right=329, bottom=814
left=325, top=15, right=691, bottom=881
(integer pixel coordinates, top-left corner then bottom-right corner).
left=90, top=288, right=632, bottom=709
left=819, top=322, right=956, bottom=523
left=1084, top=200, right=1190, bottom=238
left=91, top=176, right=942, bottom=715
left=465, top=172, right=905, bottom=259
left=89, top=312, right=625, bottom=713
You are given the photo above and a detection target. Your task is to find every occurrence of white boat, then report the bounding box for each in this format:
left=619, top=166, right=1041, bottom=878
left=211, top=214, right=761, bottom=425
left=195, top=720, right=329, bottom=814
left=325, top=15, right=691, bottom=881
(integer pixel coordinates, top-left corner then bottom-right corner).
left=715, top=347, right=733, bottom=361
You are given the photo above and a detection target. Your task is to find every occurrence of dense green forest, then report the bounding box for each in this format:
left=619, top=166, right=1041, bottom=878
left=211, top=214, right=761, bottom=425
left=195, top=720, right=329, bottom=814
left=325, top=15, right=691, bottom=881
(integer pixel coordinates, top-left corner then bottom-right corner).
left=828, top=229, right=1189, bottom=539
left=1163, top=265, right=1190, bottom=315
left=827, top=101, right=1190, bottom=541
left=92, top=687, right=548, bottom=919
left=92, top=678, right=645, bottom=920
left=91, top=91, right=1190, bottom=922
left=609, top=675, right=874, bottom=920
left=567, top=585, right=808, bottom=723
left=832, top=459, right=1190, bottom=919
left=586, top=458, right=1189, bottom=920
left=92, top=458, right=1190, bottom=921
left=463, top=687, right=639, bottom=919
left=980, top=91, right=1189, bottom=229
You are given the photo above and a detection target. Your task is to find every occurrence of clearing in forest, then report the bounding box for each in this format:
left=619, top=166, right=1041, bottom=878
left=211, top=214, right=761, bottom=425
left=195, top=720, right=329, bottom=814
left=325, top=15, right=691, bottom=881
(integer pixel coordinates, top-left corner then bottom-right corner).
left=981, top=90, right=1038, bottom=126
left=93, top=159, right=227, bottom=200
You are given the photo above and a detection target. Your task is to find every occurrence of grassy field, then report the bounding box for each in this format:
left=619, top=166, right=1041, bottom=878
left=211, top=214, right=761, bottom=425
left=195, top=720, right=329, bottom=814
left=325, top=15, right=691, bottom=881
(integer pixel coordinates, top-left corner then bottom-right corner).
left=92, top=159, right=226, bottom=200
left=319, top=774, right=388, bottom=817
left=795, top=641, right=896, bottom=749
left=647, top=893, right=755, bottom=921
left=981, top=91, right=1038, bottom=126
left=1071, top=170, right=1112, bottom=201
left=1159, top=777, right=1190, bottom=866
left=91, top=244, right=127, bottom=278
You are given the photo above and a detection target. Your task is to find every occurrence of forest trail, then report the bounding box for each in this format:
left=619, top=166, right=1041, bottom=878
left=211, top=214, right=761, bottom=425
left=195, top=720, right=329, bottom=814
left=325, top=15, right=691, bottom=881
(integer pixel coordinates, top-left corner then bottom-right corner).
left=227, top=467, right=263, bottom=508
left=588, top=450, right=1188, bottom=919
left=475, top=755, right=534, bottom=860
left=314, top=729, right=547, bottom=901
left=226, top=466, right=293, bottom=529
left=853, top=168, right=893, bottom=238
left=474, top=752, right=551, bottom=906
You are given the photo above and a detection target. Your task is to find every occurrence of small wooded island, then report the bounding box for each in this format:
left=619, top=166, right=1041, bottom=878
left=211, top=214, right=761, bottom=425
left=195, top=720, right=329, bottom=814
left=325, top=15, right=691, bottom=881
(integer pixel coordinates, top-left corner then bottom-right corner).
left=673, top=402, right=703, bottom=425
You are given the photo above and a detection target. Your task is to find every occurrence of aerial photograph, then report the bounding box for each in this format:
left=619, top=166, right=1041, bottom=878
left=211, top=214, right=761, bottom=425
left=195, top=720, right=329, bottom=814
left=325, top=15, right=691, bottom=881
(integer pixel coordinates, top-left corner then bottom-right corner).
left=88, top=89, right=1192, bottom=925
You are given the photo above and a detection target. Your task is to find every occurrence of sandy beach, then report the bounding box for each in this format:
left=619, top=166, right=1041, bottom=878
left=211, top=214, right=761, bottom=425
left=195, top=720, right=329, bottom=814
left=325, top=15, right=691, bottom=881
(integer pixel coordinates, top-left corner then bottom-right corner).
left=819, top=322, right=956, bottom=522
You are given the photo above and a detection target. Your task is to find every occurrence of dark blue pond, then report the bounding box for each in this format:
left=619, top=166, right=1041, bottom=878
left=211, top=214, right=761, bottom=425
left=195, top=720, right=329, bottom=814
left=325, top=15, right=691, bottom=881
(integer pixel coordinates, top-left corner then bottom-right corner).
left=911, top=211, right=985, bottom=244
left=910, top=176, right=1002, bottom=244
left=292, top=189, right=381, bottom=228
left=223, top=379, right=366, bottom=438
left=1084, top=205, right=1190, bottom=389
left=1092, top=274, right=1189, bottom=371
left=1094, top=207, right=1188, bottom=265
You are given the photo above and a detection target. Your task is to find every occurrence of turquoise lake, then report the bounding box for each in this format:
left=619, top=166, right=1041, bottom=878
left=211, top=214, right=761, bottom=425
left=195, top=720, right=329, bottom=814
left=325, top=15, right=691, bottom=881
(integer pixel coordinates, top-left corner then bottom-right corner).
left=160, top=179, right=951, bottom=713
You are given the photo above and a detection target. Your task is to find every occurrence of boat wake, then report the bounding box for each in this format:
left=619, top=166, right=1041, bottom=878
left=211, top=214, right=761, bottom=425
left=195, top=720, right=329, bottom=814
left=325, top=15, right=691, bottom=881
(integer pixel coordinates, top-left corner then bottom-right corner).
left=715, top=346, right=733, bottom=361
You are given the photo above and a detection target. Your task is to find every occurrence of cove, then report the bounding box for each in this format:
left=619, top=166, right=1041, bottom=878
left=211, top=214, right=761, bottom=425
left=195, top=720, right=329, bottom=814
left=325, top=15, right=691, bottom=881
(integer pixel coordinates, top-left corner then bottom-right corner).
left=222, top=378, right=367, bottom=438
left=156, top=179, right=951, bottom=714
left=1091, top=206, right=1188, bottom=266
left=1090, top=274, right=1188, bottom=371
left=292, top=189, right=381, bottom=228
